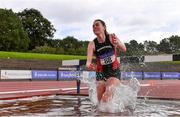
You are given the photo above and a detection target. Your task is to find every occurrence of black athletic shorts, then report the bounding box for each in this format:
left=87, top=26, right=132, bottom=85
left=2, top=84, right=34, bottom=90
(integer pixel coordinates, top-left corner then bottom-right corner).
left=96, top=69, right=121, bottom=81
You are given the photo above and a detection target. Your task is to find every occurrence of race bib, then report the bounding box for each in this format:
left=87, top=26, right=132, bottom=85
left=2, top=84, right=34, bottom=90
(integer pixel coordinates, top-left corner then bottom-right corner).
left=100, top=55, right=115, bottom=65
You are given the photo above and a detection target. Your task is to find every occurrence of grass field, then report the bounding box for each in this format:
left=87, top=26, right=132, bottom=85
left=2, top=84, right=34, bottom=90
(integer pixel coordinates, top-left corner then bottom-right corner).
left=0, top=51, right=87, bottom=60
left=162, top=61, right=180, bottom=64
left=0, top=51, right=179, bottom=64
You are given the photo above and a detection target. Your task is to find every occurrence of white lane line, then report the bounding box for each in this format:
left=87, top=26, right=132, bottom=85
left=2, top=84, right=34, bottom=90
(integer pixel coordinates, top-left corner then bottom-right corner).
left=0, top=89, right=60, bottom=95
left=140, top=84, right=150, bottom=87
left=0, top=87, right=88, bottom=95
left=61, top=87, right=88, bottom=91
left=0, top=83, right=150, bottom=95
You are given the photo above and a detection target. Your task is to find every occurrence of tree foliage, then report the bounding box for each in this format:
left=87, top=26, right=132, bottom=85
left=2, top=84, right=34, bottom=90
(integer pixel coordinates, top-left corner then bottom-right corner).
left=169, top=35, right=180, bottom=53
left=0, top=8, right=30, bottom=51
left=144, top=41, right=158, bottom=54
left=124, top=40, right=144, bottom=56
left=32, top=36, right=89, bottom=55
left=157, top=35, right=180, bottom=54
left=17, top=8, right=56, bottom=50
left=157, top=38, right=172, bottom=54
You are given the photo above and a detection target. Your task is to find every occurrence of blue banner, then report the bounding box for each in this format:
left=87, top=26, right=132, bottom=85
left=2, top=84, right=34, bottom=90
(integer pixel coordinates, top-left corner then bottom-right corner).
left=144, top=72, right=161, bottom=79
left=32, top=70, right=57, bottom=80
left=121, top=72, right=142, bottom=79
left=162, top=72, right=180, bottom=79
left=59, top=71, right=79, bottom=79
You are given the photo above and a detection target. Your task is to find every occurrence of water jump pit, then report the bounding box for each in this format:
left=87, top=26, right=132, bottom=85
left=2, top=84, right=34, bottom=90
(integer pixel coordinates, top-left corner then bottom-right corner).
left=0, top=95, right=180, bottom=116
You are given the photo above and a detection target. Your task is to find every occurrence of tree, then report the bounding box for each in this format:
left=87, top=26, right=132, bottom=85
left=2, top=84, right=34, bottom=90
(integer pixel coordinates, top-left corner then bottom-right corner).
left=62, top=36, right=79, bottom=53
left=138, top=42, right=145, bottom=54
left=144, top=40, right=158, bottom=55
left=169, top=35, right=180, bottom=53
left=158, top=35, right=180, bottom=54
left=128, top=40, right=140, bottom=55
left=77, top=40, right=89, bottom=55
left=0, top=8, right=29, bottom=51
left=158, top=38, right=172, bottom=54
left=17, top=8, right=56, bottom=50
left=45, top=39, right=63, bottom=48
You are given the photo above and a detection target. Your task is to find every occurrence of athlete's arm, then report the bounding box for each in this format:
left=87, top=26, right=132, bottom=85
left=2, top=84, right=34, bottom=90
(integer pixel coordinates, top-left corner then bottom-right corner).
left=109, top=33, right=126, bottom=52
left=86, top=41, right=96, bottom=70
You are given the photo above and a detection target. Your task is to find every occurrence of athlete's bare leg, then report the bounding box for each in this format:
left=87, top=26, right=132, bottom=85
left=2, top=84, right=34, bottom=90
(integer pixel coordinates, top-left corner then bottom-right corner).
left=96, top=81, right=106, bottom=102
left=100, top=77, right=120, bottom=103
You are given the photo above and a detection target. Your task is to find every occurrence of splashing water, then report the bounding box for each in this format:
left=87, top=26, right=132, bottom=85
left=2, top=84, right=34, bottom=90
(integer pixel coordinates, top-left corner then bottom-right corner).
left=81, top=71, right=140, bottom=113
left=98, top=78, right=140, bottom=113
left=81, top=71, right=98, bottom=106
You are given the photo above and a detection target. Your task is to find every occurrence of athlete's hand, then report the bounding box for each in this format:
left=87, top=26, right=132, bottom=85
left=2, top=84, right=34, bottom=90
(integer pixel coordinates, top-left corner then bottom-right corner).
left=86, top=63, right=96, bottom=71
left=110, top=33, right=118, bottom=47
left=110, top=33, right=127, bottom=52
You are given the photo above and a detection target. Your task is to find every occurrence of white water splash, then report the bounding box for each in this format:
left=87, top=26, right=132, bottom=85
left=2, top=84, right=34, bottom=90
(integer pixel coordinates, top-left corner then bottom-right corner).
left=99, top=78, right=140, bottom=113
left=81, top=71, right=98, bottom=106
left=87, top=79, right=98, bottom=106
left=82, top=71, right=140, bottom=113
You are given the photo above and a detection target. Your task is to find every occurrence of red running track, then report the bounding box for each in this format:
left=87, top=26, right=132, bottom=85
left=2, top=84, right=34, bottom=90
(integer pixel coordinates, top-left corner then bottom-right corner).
left=0, top=80, right=179, bottom=100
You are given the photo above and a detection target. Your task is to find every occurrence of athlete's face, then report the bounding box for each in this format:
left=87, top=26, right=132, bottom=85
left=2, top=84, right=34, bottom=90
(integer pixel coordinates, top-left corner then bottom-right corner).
left=93, top=21, right=106, bottom=35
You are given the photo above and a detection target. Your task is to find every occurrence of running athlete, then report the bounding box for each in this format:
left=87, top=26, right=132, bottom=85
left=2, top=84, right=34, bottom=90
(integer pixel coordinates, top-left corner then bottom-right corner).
left=86, top=19, right=126, bottom=103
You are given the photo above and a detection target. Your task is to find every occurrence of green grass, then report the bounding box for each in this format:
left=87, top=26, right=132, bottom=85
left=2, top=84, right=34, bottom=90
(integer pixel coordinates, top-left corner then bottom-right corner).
left=0, top=51, right=86, bottom=61
left=161, top=61, right=180, bottom=65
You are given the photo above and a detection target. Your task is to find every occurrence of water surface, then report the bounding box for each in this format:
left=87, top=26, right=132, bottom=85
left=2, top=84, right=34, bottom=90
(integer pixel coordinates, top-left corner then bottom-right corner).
left=0, top=95, right=179, bottom=117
